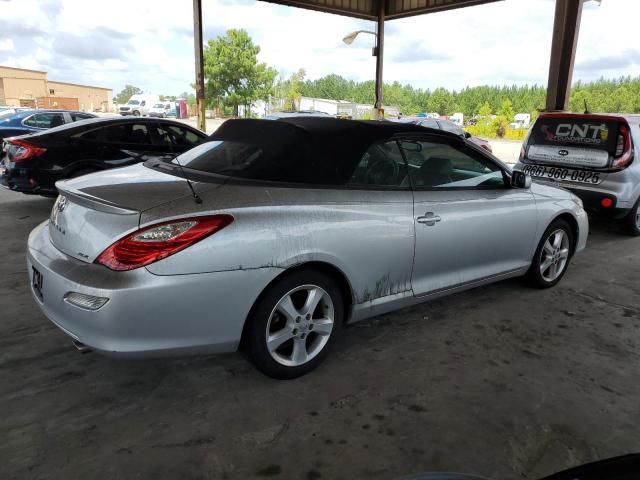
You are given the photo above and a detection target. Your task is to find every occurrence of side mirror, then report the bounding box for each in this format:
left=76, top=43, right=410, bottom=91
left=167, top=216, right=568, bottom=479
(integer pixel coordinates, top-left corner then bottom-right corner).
left=463, top=131, right=471, bottom=139
left=511, top=171, right=532, bottom=189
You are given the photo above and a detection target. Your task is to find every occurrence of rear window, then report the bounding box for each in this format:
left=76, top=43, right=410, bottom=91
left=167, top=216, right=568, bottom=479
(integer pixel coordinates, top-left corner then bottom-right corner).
left=526, top=115, right=625, bottom=168
left=530, top=116, right=619, bottom=152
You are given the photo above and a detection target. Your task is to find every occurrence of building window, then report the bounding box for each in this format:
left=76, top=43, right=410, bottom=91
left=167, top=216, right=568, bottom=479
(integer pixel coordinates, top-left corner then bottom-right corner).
left=49, top=89, right=55, bottom=95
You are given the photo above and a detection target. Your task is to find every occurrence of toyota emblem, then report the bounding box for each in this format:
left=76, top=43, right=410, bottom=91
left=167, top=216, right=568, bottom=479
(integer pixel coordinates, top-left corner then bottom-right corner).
left=558, top=149, right=569, bottom=156
left=57, top=195, right=68, bottom=212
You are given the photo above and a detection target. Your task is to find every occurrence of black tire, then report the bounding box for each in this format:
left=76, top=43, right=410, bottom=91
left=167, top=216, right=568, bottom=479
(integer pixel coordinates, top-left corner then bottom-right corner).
left=245, top=270, right=343, bottom=379
left=525, top=219, right=574, bottom=289
left=621, top=199, right=640, bottom=236
left=133, top=110, right=141, bottom=117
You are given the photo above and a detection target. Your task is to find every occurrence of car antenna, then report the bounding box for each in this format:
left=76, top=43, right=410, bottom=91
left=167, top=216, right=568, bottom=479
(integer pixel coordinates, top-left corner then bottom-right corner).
left=584, top=99, right=590, bottom=114
left=166, top=130, right=202, bottom=204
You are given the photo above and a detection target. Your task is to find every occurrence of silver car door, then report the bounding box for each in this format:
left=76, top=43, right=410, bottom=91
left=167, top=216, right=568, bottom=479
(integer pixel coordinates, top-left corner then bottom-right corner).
left=400, top=136, right=538, bottom=297
left=342, top=139, right=415, bottom=304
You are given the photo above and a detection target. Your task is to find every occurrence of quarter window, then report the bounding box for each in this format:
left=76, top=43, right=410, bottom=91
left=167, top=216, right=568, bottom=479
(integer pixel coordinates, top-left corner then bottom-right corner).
left=399, top=140, right=506, bottom=189
left=70, top=113, right=94, bottom=121
left=348, top=140, right=408, bottom=187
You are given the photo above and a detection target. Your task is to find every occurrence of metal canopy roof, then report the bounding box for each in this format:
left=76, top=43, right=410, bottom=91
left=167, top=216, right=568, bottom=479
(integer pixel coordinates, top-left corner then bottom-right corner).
left=259, top=0, right=500, bottom=21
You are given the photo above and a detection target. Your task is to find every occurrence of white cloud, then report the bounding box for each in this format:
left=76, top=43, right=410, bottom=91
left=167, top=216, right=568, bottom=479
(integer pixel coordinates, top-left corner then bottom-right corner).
left=0, top=0, right=639, bottom=97
left=0, top=38, right=14, bottom=51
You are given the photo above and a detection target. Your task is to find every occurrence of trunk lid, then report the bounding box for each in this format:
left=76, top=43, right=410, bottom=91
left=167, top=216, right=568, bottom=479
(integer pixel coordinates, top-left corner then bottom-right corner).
left=49, top=163, right=206, bottom=263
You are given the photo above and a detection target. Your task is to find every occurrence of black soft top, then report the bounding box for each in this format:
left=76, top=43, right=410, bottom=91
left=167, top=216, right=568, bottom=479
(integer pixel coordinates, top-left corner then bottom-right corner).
left=208, top=117, right=454, bottom=185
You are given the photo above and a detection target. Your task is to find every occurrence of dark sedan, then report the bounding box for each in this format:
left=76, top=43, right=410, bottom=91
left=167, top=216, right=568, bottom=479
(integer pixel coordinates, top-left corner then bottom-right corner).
left=1, top=117, right=207, bottom=196
left=0, top=109, right=96, bottom=139
left=396, top=117, right=493, bottom=153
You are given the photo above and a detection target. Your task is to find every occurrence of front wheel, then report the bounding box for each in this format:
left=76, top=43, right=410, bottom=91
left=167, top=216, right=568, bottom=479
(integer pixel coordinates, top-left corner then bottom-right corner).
left=246, top=271, right=343, bottom=379
left=525, top=219, right=574, bottom=288
left=133, top=110, right=141, bottom=117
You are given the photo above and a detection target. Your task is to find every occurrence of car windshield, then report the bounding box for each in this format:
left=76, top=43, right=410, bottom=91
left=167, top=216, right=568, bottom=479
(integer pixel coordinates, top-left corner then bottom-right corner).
left=127, top=100, right=140, bottom=105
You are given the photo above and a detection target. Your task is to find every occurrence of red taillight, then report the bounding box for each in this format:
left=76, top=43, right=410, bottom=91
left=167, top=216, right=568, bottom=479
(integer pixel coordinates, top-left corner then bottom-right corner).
left=601, top=198, right=614, bottom=208
left=95, top=215, right=234, bottom=271
left=7, top=138, right=47, bottom=162
left=612, top=124, right=633, bottom=169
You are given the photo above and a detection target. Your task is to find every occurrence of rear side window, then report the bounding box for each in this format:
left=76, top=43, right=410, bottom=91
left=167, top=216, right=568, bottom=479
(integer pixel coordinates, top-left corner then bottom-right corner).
left=155, top=124, right=202, bottom=148
left=23, top=113, right=65, bottom=129
left=102, top=123, right=151, bottom=144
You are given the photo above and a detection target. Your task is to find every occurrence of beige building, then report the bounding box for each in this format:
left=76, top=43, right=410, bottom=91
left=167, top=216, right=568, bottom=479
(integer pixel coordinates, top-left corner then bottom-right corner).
left=0, top=65, right=112, bottom=112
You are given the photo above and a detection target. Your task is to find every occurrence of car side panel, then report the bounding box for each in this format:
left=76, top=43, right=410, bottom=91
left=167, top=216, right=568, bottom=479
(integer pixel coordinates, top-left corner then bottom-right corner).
left=143, top=183, right=416, bottom=306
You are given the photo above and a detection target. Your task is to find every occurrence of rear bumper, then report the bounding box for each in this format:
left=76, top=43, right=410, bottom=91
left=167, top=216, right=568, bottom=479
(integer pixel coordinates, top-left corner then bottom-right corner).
left=27, top=221, right=282, bottom=358
left=567, top=188, right=630, bottom=219
left=0, top=166, right=58, bottom=196
left=1, top=167, right=57, bottom=195
left=514, top=161, right=636, bottom=220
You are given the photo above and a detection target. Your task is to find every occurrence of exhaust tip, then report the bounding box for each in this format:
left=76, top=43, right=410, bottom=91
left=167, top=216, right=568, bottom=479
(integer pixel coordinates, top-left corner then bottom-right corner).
left=72, top=340, right=92, bottom=354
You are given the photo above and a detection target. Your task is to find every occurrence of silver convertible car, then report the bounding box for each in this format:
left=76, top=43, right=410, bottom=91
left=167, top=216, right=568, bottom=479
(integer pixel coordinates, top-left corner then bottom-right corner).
left=27, top=118, right=588, bottom=378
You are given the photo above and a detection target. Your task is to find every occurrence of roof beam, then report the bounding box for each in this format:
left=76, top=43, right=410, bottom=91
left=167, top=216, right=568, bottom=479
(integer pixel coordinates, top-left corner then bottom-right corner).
left=545, top=0, right=584, bottom=111
left=258, top=0, right=500, bottom=21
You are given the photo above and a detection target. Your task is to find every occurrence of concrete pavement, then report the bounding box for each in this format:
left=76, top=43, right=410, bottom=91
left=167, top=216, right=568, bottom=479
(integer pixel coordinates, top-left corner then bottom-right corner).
left=1, top=178, right=639, bottom=480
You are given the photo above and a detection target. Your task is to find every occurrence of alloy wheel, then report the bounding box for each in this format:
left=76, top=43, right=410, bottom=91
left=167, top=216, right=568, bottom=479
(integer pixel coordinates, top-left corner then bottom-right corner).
left=265, top=285, right=334, bottom=367
left=539, top=229, right=570, bottom=282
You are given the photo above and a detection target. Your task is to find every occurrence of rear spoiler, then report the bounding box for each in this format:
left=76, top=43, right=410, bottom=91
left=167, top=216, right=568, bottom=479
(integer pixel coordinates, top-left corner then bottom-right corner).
left=55, top=181, right=138, bottom=216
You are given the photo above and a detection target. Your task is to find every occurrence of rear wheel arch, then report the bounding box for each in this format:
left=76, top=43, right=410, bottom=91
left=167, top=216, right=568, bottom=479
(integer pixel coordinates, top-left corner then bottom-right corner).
left=240, top=261, right=354, bottom=349
left=66, top=163, right=104, bottom=179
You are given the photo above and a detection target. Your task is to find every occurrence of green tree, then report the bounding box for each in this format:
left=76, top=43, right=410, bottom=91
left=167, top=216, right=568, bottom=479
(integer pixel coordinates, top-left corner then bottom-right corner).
left=497, top=99, right=514, bottom=121
left=115, top=85, right=142, bottom=104
left=203, top=29, right=277, bottom=116
left=284, top=68, right=306, bottom=110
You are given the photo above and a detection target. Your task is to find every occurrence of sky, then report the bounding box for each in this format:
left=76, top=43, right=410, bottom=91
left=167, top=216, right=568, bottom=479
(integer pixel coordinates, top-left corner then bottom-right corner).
left=1, top=0, right=639, bottom=97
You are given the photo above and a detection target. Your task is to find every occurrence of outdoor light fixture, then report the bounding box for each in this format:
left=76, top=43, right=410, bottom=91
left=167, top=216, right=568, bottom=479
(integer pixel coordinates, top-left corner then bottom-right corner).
left=342, top=28, right=384, bottom=119
left=342, top=30, right=377, bottom=46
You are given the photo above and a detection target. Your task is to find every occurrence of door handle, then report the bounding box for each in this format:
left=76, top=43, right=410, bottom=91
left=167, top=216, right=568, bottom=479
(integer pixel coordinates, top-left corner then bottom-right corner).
left=417, top=212, right=441, bottom=226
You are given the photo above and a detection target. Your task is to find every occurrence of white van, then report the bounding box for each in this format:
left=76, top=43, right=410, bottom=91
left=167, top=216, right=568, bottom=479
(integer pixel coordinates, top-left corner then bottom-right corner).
left=148, top=102, right=174, bottom=118
left=119, top=94, right=159, bottom=117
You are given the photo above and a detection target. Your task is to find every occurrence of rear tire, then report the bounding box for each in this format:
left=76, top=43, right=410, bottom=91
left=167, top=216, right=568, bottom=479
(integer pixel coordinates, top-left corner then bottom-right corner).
left=245, top=270, right=343, bottom=379
left=525, top=219, right=574, bottom=289
left=622, top=199, right=640, bottom=236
